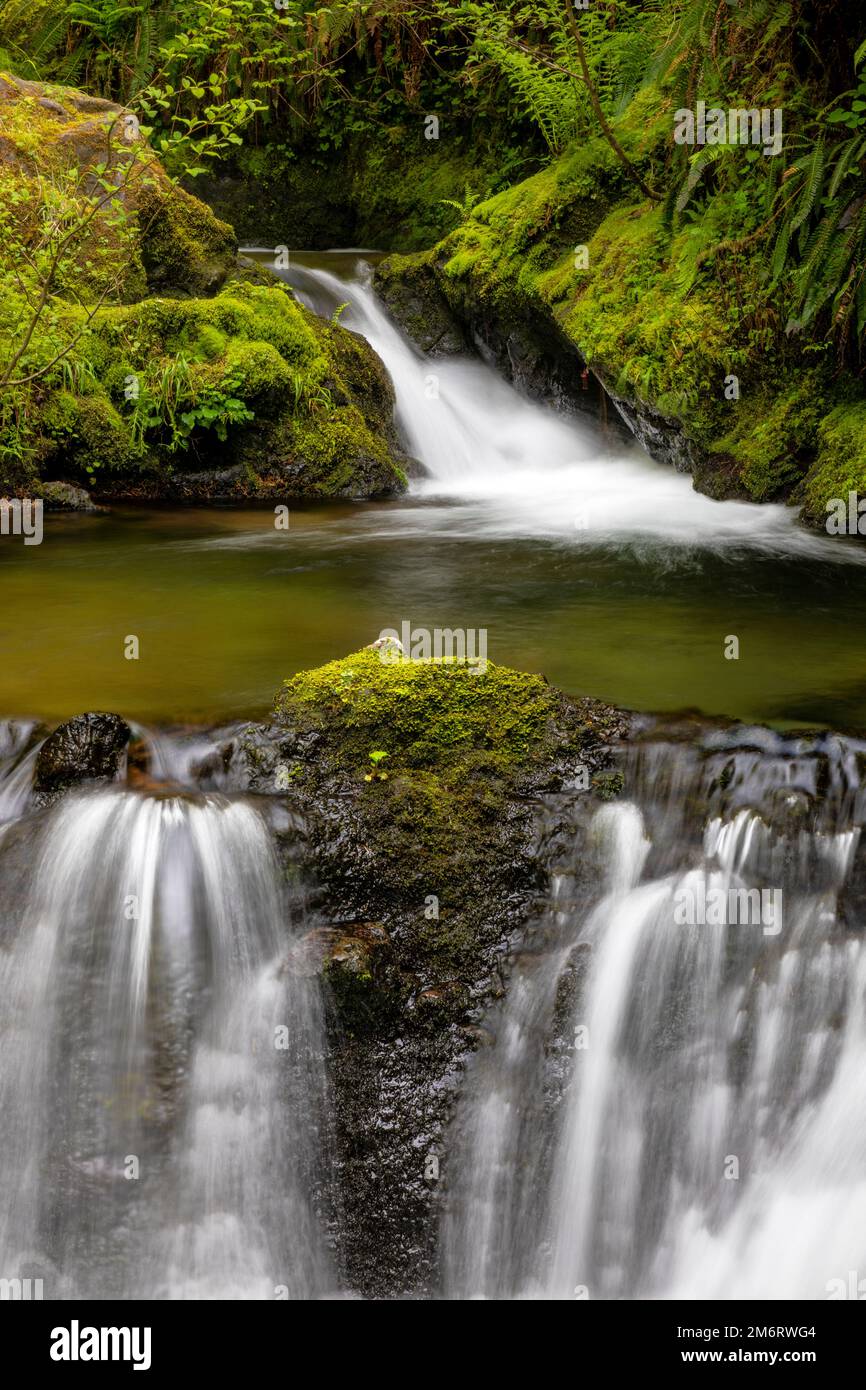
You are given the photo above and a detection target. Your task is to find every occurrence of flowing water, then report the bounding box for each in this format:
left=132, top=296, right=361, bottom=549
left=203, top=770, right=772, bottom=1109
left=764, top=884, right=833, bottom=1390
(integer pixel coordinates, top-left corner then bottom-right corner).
left=3, top=250, right=866, bottom=1302
left=443, top=724, right=866, bottom=1300
left=4, top=252, right=866, bottom=727
left=0, top=727, right=333, bottom=1299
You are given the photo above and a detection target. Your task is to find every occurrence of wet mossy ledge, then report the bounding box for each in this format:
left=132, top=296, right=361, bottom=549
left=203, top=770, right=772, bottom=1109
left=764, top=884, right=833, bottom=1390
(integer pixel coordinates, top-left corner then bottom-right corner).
left=374, top=101, right=866, bottom=533
left=60, top=278, right=408, bottom=503
left=0, top=75, right=408, bottom=504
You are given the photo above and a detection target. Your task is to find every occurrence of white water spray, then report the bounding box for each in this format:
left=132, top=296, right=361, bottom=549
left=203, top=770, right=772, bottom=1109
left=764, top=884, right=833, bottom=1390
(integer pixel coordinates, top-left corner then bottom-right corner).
left=268, top=252, right=861, bottom=561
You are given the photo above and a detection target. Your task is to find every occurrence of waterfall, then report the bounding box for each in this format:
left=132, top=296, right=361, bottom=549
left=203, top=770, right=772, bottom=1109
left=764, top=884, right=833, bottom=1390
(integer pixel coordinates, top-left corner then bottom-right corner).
left=0, top=749, right=333, bottom=1300
left=443, top=726, right=866, bottom=1299
left=258, top=251, right=862, bottom=561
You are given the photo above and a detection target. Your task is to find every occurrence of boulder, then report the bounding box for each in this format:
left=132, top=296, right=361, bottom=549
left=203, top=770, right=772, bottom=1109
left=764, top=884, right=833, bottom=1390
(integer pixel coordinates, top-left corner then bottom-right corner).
left=34, top=713, right=132, bottom=798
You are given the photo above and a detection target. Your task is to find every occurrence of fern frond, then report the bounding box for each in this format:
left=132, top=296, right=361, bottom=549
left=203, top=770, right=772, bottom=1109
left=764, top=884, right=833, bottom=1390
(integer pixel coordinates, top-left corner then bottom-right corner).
left=790, top=141, right=825, bottom=233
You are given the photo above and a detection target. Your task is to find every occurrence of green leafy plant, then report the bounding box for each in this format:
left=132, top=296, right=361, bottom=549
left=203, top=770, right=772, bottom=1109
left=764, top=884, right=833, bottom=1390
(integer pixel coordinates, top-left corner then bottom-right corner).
left=364, top=749, right=390, bottom=781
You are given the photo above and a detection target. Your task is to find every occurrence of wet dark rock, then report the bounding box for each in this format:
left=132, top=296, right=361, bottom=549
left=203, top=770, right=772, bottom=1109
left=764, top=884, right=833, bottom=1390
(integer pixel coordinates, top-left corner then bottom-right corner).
left=126, top=737, right=152, bottom=779
left=239, top=649, right=628, bottom=1297
left=373, top=254, right=468, bottom=356
left=764, top=787, right=816, bottom=837
left=375, top=249, right=630, bottom=431
left=33, top=713, right=132, bottom=800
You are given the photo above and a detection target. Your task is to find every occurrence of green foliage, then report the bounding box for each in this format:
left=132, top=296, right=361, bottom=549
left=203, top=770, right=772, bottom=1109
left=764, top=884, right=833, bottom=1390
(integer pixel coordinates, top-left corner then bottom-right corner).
left=646, top=0, right=866, bottom=362
left=799, top=401, right=866, bottom=523
left=365, top=748, right=390, bottom=781
left=770, top=68, right=866, bottom=348
left=5, top=0, right=866, bottom=503
left=446, top=0, right=661, bottom=153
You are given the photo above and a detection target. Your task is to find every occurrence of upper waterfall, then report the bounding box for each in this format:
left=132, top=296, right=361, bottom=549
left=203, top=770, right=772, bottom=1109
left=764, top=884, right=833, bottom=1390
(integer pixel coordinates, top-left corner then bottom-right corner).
left=258, top=251, right=862, bottom=561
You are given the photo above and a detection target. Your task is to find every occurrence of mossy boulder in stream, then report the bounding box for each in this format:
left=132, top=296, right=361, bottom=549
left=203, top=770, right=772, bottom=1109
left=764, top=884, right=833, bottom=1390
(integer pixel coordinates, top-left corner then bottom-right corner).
left=70, top=275, right=408, bottom=502
left=237, top=647, right=629, bottom=1295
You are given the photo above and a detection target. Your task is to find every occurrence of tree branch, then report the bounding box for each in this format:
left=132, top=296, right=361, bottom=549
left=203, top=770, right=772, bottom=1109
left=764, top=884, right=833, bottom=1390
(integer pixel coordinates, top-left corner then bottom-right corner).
left=564, top=5, right=663, bottom=203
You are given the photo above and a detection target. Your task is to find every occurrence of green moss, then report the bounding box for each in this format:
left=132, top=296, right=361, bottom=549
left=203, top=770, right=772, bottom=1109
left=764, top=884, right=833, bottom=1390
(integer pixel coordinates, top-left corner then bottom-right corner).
left=274, top=650, right=570, bottom=924
left=40, top=389, right=143, bottom=475
left=708, top=374, right=827, bottom=502
left=271, top=649, right=621, bottom=974
left=191, top=340, right=293, bottom=411
left=10, top=274, right=406, bottom=498
left=276, top=647, right=560, bottom=774
left=381, top=94, right=865, bottom=521
left=592, top=771, right=624, bottom=801
left=799, top=402, right=866, bottom=525
left=136, top=181, right=237, bottom=297
left=321, top=930, right=403, bottom=1034
left=0, top=74, right=247, bottom=485
left=275, top=408, right=403, bottom=497
left=190, top=130, right=544, bottom=253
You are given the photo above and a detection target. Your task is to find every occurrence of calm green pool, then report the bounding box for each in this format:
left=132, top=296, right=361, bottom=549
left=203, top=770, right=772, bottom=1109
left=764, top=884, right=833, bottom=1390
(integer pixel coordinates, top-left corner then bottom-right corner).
left=1, top=501, right=864, bottom=729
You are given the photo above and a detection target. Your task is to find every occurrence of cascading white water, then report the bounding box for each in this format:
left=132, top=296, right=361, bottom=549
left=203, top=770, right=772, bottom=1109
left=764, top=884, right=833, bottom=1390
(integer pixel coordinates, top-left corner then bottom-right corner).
left=262, top=252, right=863, bottom=561
left=0, top=720, right=42, bottom=828
left=443, top=729, right=866, bottom=1300
left=0, top=756, right=333, bottom=1300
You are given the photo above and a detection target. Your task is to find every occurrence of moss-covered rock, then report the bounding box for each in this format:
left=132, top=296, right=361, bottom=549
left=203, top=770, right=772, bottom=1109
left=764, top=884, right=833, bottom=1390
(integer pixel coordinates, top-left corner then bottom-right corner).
left=0, top=75, right=406, bottom=502
left=136, top=179, right=237, bottom=298
left=0, top=72, right=236, bottom=300
left=58, top=278, right=408, bottom=502
left=798, top=401, right=866, bottom=527
left=234, top=646, right=629, bottom=1296
left=261, top=644, right=626, bottom=990
left=373, top=250, right=467, bottom=356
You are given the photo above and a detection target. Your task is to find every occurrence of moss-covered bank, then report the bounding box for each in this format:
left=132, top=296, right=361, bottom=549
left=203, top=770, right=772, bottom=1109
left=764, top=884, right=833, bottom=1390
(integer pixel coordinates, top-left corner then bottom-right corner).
left=375, top=93, right=866, bottom=531
left=0, top=75, right=408, bottom=503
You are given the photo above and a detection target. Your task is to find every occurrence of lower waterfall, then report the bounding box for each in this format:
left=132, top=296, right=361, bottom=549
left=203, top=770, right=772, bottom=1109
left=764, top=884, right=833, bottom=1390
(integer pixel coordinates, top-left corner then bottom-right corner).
left=442, top=726, right=866, bottom=1300
left=0, top=748, right=333, bottom=1300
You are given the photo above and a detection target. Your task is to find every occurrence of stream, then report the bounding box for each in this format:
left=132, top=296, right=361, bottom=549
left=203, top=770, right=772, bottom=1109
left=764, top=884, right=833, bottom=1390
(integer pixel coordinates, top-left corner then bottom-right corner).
left=2, top=252, right=866, bottom=728
left=2, top=251, right=866, bottom=1301
left=0, top=736, right=333, bottom=1299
